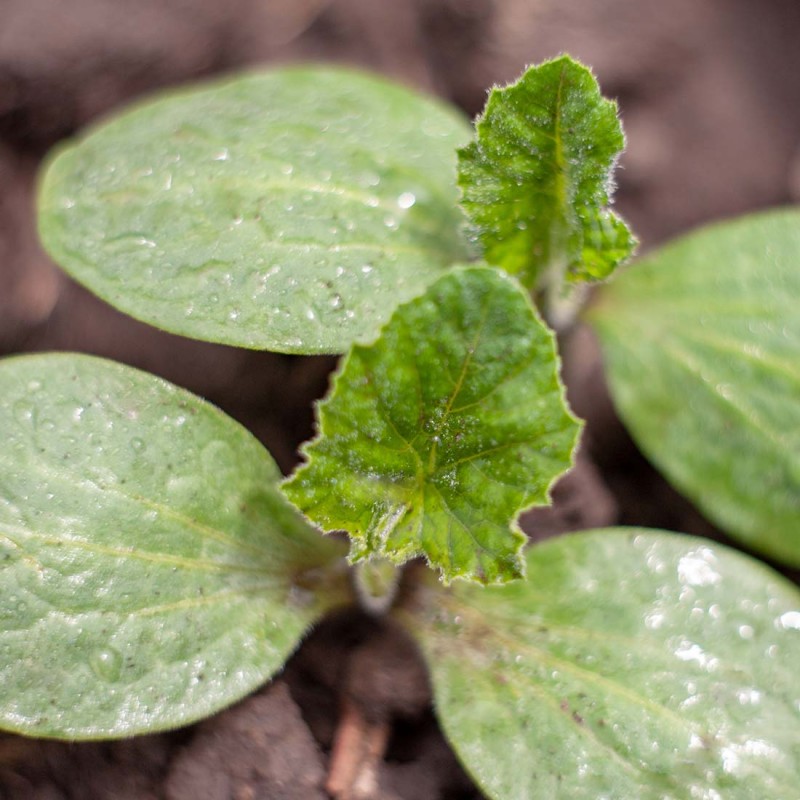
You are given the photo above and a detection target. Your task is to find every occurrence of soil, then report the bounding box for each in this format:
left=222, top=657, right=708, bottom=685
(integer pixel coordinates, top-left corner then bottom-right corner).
left=1, top=1, right=799, bottom=797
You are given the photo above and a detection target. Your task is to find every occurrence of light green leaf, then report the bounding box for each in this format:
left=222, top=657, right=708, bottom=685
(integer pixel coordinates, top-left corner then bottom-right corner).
left=0, top=354, right=349, bottom=738
left=402, top=529, right=800, bottom=799
left=458, top=55, right=635, bottom=292
left=589, top=210, right=800, bottom=566
left=283, top=266, right=580, bottom=584
left=38, top=67, right=473, bottom=354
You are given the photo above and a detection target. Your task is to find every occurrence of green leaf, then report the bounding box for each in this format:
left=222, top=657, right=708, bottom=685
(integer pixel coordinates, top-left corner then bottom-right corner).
left=0, top=354, right=349, bottom=738
left=458, top=56, right=635, bottom=292
left=38, top=67, right=473, bottom=355
left=283, top=266, right=580, bottom=584
left=589, top=210, right=800, bottom=566
left=402, top=528, right=800, bottom=799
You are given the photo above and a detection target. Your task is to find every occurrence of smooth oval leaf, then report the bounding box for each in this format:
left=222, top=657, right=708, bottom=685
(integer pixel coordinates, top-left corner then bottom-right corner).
left=0, top=354, right=349, bottom=738
left=38, top=67, right=473, bottom=354
left=458, top=56, right=635, bottom=292
left=589, top=210, right=800, bottom=566
left=402, top=529, right=800, bottom=799
left=283, top=266, right=581, bottom=584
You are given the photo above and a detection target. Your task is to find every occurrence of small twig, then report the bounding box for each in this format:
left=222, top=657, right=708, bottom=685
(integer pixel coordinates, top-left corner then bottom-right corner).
left=326, top=698, right=390, bottom=800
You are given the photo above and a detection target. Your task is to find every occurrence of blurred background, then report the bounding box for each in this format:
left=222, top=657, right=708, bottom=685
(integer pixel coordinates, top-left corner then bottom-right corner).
left=1, top=0, right=800, bottom=465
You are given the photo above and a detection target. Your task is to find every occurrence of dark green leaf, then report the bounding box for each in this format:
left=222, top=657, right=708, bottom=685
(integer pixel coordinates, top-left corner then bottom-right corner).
left=38, top=67, right=473, bottom=354
left=283, top=267, right=580, bottom=584
left=458, top=56, right=635, bottom=292
left=0, top=354, right=349, bottom=738
left=403, top=529, right=800, bottom=799
left=589, top=210, right=800, bottom=566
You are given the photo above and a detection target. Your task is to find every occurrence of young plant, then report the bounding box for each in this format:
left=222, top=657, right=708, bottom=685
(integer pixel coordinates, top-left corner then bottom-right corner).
left=1, top=56, right=798, bottom=798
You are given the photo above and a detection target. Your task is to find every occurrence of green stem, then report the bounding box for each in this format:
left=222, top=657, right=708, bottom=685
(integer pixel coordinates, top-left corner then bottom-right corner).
left=353, top=558, right=402, bottom=616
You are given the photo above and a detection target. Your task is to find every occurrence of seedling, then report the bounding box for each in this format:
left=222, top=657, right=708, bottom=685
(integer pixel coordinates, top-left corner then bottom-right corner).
left=1, top=56, right=798, bottom=798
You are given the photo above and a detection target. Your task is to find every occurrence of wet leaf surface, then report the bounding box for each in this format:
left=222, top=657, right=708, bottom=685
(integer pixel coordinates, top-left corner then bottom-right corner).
left=589, top=210, right=800, bottom=566
left=402, top=529, right=800, bottom=799
left=283, top=267, right=580, bottom=584
left=458, top=56, right=635, bottom=292
left=38, top=67, right=473, bottom=354
left=0, top=354, right=349, bottom=738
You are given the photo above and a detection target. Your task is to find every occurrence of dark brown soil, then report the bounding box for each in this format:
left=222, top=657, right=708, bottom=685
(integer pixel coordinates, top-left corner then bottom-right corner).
left=1, top=1, right=799, bottom=797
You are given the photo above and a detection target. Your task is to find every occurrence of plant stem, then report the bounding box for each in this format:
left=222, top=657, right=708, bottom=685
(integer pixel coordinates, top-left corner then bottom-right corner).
left=353, top=558, right=402, bottom=616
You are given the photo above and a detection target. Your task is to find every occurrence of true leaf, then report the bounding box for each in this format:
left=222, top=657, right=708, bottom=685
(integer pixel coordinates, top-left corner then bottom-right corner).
left=283, top=266, right=580, bottom=584
left=589, top=210, right=800, bottom=566
left=402, top=528, right=800, bottom=799
left=458, top=56, right=635, bottom=292
left=0, top=354, right=349, bottom=738
left=38, top=67, right=473, bottom=354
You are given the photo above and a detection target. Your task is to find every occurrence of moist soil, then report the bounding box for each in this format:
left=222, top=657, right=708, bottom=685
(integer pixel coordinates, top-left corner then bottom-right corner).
left=1, top=1, right=799, bottom=797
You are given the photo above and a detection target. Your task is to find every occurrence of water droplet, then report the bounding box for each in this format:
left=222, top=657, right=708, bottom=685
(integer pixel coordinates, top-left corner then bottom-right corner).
left=131, top=437, right=146, bottom=453
left=89, top=648, right=123, bottom=682
left=778, top=610, right=800, bottom=630
left=738, top=624, right=754, bottom=640
left=12, top=401, right=36, bottom=426
left=330, top=294, right=343, bottom=309
left=213, top=149, right=229, bottom=161
left=677, top=549, right=721, bottom=587
left=361, top=264, right=373, bottom=274
left=361, top=171, right=380, bottom=188
left=397, top=192, right=416, bottom=209
left=280, top=164, right=294, bottom=175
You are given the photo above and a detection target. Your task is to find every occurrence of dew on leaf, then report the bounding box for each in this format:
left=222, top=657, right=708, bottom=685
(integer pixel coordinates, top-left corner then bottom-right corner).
left=12, top=401, right=35, bottom=425
left=397, top=192, right=416, bottom=209
left=777, top=610, right=800, bottom=630
left=89, top=648, right=123, bottom=683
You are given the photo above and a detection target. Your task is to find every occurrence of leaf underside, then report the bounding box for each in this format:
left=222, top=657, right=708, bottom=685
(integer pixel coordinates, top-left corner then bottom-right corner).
left=403, top=528, right=800, bottom=799
left=283, top=266, right=581, bottom=585
left=0, top=354, right=348, bottom=738
left=38, top=66, right=473, bottom=354
left=589, top=209, right=800, bottom=566
left=458, top=55, right=635, bottom=291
